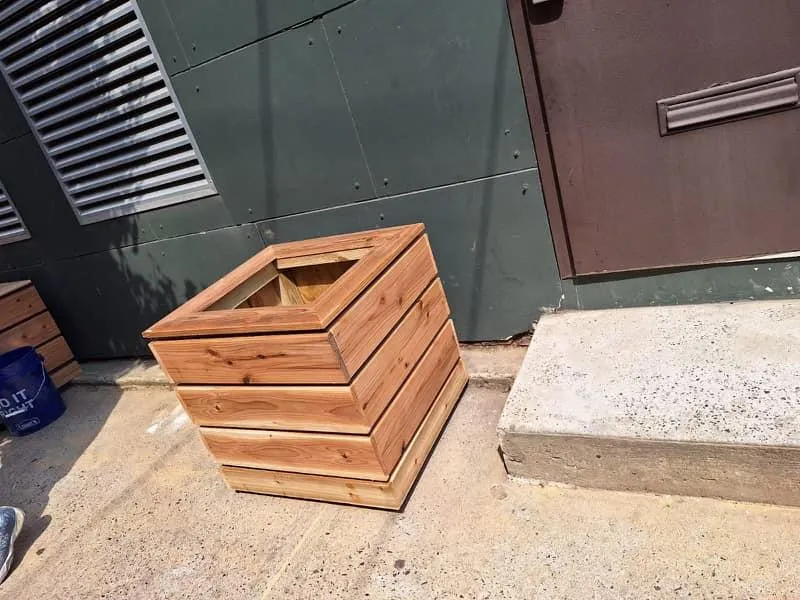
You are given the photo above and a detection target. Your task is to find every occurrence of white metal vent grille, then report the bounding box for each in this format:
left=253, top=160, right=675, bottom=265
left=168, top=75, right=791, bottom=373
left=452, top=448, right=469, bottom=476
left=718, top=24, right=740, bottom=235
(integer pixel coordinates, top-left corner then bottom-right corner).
left=0, top=0, right=216, bottom=224
left=0, top=180, right=30, bottom=245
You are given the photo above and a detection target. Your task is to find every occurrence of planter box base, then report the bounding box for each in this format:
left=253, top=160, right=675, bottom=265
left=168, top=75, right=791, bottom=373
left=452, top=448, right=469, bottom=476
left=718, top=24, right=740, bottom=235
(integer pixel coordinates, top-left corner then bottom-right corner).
left=220, top=360, right=468, bottom=509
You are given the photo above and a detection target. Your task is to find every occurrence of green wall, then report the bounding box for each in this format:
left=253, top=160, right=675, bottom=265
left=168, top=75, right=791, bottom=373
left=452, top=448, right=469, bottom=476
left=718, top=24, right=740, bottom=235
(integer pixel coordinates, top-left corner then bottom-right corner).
left=0, top=0, right=797, bottom=360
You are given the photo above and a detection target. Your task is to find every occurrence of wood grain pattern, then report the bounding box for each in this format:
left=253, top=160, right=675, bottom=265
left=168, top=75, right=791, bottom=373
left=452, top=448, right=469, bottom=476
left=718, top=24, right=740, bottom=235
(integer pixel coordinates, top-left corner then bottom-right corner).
left=278, top=273, right=305, bottom=305
left=220, top=360, right=469, bottom=509
left=243, top=278, right=281, bottom=308
left=276, top=248, right=368, bottom=270
left=148, top=333, right=347, bottom=385
left=38, top=336, right=74, bottom=372
left=196, top=321, right=459, bottom=480
left=176, top=384, right=369, bottom=433
left=331, top=234, right=437, bottom=374
left=372, top=321, right=460, bottom=473
left=143, top=225, right=423, bottom=338
left=207, top=262, right=278, bottom=311
left=0, top=311, right=58, bottom=353
left=0, top=280, right=31, bottom=299
left=352, top=279, right=450, bottom=423
left=50, top=360, right=81, bottom=389
left=0, top=284, right=45, bottom=332
left=202, top=426, right=384, bottom=480
left=270, top=225, right=417, bottom=259
left=172, top=280, right=449, bottom=434
left=288, top=261, right=355, bottom=303
left=313, top=225, right=424, bottom=325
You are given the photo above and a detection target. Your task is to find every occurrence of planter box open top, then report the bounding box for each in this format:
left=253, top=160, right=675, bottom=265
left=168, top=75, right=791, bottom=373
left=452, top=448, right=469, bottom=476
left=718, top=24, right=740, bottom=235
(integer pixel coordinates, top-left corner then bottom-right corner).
left=143, top=224, right=468, bottom=509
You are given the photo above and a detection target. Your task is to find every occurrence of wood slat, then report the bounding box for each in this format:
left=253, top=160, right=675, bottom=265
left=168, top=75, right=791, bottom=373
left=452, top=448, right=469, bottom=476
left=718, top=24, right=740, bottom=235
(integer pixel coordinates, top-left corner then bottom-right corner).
left=330, top=234, right=437, bottom=374
left=0, top=311, right=59, bottom=353
left=0, top=280, right=31, bottom=299
left=202, top=426, right=383, bottom=480
left=352, top=279, right=450, bottom=423
left=173, top=280, right=449, bottom=433
left=198, top=320, right=459, bottom=480
left=177, top=384, right=369, bottom=433
left=275, top=248, right=368, bottom=270
left=372, top=321, right=460, bottom=473
left=277, top=273, right=304, bottom=305
left=50, top=360, right=81, bottom=389
left=312, top=225, right=424, bottom=326
left=148, top=332, right=347, bottom=385
left=220, top=359, right=469, bottom=509
left=0, top=284, right=45, bottom=332
left=207, top=262, right=278, bottom=311
left=270, top=224, right=419, bottom=259
left=38, top=336, right=74, bottom=372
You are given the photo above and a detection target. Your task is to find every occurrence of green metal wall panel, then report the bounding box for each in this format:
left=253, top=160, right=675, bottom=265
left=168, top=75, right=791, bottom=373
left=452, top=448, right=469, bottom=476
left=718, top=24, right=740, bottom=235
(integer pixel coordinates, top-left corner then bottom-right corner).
left=0, top=77, right=28, bottom=145
left=258, top=169, right=561, bottom=340
left=324, top=0, right=535, bottom=196
left=565, top=261, right=800, bottom=309
left=0, top=135, right=158, bottom=263
left=171, top=20, right=375, bottom=224
left=162, top=0, right=351, bottom=66
left=135, top=0, right=190, bottom=75
left=27, top=225, right=265, bottom=359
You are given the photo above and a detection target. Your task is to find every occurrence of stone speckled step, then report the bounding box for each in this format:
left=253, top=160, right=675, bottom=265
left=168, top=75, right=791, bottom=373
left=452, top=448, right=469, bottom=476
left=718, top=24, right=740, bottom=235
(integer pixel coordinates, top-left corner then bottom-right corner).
left=498, top=301, right=800, bottom=506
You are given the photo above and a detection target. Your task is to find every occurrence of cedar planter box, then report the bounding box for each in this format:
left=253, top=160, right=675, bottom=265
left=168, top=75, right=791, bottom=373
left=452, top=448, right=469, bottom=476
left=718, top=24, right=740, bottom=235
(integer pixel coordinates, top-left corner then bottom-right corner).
left=143, top=224, right=467, bottom=509
left=0, top=280, right=80, bottom=388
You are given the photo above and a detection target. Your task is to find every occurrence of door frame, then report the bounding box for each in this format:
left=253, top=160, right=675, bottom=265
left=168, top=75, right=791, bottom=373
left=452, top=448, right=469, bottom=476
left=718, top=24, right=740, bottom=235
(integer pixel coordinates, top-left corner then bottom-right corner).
left=506, top=0, right=575, bottom=278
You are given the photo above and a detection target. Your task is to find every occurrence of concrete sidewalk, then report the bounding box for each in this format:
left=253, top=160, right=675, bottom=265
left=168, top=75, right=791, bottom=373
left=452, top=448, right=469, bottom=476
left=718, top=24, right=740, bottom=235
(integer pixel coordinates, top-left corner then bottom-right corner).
left=1, top=382, right=799, bottom=599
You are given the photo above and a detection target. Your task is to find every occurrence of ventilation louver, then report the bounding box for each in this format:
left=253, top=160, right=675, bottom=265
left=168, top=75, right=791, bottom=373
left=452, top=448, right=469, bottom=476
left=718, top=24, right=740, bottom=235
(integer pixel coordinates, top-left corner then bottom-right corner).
left=0, top=180, right=29, bottom=245
left=0, top=0, right=216, bottom=224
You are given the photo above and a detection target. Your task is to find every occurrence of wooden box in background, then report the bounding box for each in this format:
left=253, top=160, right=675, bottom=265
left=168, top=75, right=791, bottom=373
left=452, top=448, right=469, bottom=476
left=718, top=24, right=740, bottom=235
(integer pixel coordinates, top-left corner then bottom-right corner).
left=143, top=224, right=468, bottom=509
left=0, top=281, right=80, bottom=387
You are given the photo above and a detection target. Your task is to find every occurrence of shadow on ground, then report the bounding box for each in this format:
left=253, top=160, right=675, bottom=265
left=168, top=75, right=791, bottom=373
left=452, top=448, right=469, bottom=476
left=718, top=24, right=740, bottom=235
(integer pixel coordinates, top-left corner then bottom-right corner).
left=0, top=383, right=121, bottom=564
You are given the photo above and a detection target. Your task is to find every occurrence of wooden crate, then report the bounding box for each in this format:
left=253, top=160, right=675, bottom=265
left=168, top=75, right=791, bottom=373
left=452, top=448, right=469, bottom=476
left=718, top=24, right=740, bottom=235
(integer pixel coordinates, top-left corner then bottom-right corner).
left=0, top=281, right=80, bottom=388
left=143, top=224, right=467, bottom=508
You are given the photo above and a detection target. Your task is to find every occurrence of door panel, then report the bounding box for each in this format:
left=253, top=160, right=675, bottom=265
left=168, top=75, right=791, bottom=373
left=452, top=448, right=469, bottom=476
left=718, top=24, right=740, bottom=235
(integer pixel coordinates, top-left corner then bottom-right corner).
left=527, top=0, right=800, bottom=275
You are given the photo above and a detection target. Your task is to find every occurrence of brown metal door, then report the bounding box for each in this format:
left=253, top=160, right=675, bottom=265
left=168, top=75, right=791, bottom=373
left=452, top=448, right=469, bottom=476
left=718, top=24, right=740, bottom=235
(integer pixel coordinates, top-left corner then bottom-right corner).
left=524, top=0, right=800, bottom=275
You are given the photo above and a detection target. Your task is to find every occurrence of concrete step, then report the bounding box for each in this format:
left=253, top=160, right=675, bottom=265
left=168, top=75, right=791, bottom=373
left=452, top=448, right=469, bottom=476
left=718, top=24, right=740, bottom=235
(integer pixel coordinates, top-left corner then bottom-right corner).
left=497, top=301, right=800, bottom=506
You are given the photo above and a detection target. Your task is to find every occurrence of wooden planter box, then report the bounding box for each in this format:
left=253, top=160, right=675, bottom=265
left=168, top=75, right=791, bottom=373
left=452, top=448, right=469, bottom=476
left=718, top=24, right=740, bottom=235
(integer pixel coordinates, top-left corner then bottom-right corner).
left=0, top=280, right=80, bottom=387
left=143, top=224, right=467, bottom=509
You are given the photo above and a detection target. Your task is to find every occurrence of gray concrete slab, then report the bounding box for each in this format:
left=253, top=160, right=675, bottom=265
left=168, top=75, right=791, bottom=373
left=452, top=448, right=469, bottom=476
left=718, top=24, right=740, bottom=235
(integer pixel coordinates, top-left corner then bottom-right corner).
left=1, top=383, right=799, bottom=598
left=498, top=301, right=800, bottom=505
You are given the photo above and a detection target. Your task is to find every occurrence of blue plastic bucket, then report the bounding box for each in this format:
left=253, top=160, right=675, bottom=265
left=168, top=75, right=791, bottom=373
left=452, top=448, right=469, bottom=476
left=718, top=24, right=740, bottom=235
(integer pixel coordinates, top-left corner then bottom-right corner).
left=0, top=346, right=65, bottom=436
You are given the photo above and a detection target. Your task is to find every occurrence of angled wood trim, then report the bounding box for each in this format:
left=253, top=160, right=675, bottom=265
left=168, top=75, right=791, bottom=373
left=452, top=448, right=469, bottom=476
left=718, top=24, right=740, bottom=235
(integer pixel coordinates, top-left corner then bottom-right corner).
left=220, top=360, right=469, bottom=509
left=269, top=224, right=420, bottom=258
left=143, top=224, right=425, bottom=339
left=276, top=248, right=369, bottom=270
left=313, top=224, right=424, bottom=325
left=330, top=234, right=437, bottom=374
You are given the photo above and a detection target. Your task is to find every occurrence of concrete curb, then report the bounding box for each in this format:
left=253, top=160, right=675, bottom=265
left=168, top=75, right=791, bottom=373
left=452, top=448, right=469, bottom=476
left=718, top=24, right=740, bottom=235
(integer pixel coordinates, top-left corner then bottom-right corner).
left=72, top=344, right=526, bottom=391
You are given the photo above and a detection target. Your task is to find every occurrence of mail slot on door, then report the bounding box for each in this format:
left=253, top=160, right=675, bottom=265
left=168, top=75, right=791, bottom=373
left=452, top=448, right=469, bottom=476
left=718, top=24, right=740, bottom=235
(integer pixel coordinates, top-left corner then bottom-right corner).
left=657, top=68, right=800, bottom=135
